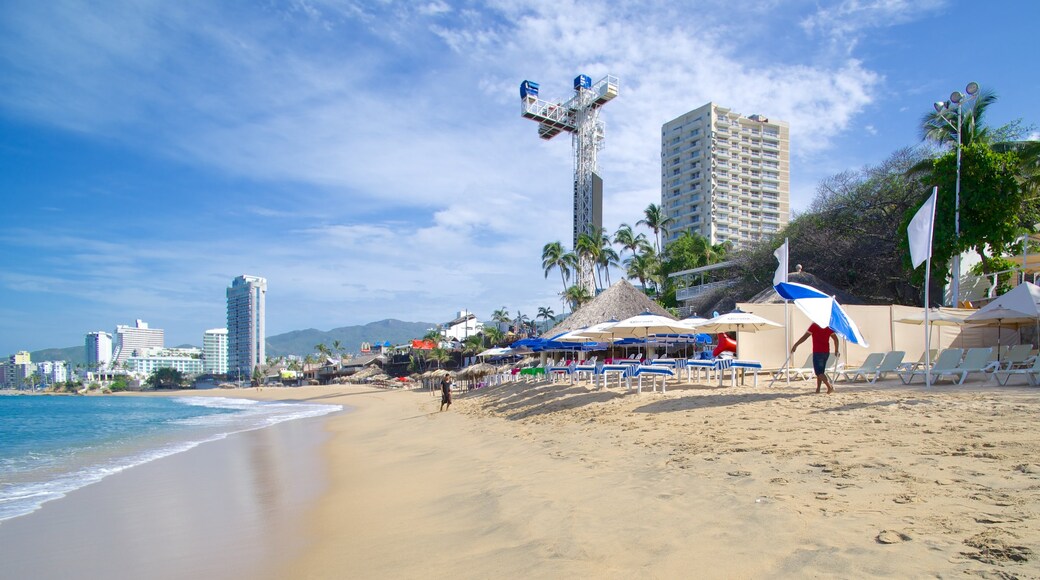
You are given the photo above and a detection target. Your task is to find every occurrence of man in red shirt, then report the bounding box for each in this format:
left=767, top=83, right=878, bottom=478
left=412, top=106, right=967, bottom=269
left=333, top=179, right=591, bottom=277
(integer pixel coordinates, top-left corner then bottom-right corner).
left=791, top=322, right=840, bottom=393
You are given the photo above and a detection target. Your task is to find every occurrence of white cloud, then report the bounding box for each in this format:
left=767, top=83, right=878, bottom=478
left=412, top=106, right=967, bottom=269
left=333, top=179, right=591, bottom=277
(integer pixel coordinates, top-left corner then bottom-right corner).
left=0, top=0, right=943, bottom=350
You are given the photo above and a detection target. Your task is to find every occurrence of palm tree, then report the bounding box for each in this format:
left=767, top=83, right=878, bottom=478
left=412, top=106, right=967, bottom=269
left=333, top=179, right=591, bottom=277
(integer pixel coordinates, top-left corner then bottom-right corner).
left=637, top=203, right=674, bottom=255
left=332, top=340, right=343, bottom=358
left=423, top=329, right=442, bottom=344
left=482, top=326, right=505, bottom=347
left=598, top=233, right=620, bottom=288
left=542, top=241, right=576, bottom=295
left=314, top=343, right=331, bottom=361
left=429, top=347, right=450, bottom=369
left=614, top=224, right=651, bottom=262
left=921, top=86, right=998, bottom=147
left=562, top=285, right=592, bottom=311
left=536, top=306, right=555, bottom=332
left=514, top=310, right=530, bottom=336
left=463, top=335, right=484, bottom=356
left=625, top=248, right=660, bottom=294
left=491, top=307, right=511, bottom=331
left=575, top=232, right=602, bottom=291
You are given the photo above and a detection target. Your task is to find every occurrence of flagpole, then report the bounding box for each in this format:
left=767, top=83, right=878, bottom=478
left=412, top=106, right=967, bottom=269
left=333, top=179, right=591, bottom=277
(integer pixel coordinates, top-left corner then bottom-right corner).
left=924, top=187, right=937, bottom=388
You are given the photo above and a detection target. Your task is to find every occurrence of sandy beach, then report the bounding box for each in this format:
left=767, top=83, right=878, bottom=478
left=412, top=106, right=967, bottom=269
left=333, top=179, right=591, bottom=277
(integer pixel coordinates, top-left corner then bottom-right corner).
left=284, top=376, right=1040, bottom=578
left=4, top=378, right=1039, bottom=579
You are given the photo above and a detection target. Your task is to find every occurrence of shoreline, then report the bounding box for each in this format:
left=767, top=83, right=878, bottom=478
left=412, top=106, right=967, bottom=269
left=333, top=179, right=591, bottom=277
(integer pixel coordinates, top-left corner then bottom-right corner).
left=0, top=389, right=341, bottom=580
left=3, top=379, right=1039, bottom=577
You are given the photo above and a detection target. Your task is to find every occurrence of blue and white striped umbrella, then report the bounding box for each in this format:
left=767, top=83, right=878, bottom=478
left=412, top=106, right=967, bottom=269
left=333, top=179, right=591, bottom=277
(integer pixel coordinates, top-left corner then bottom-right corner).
left=775, top=282, right=868, bottom=347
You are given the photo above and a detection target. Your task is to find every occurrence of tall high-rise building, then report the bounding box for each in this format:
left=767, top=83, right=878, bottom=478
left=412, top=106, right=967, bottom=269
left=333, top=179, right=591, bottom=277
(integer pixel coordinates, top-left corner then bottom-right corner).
left=85, top=331, right=113, bottom=369
left=202, top=328, right=229, bottom=376
left=112, top=320, right=164, bottom=365
left=227, top=275, right=266, bottom=380
left=661, top=102, right=790, bottom=249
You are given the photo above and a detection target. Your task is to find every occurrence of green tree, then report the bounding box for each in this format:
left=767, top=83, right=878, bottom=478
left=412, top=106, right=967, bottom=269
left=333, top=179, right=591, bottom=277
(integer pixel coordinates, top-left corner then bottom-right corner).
left=428, top=347, right=450, bottom=369
left=574, top=232, right=601, bottom=291
left=613, top=224, right=650, bottom=263
left=541, top=241, right=577, bottom=296
left=332, top=340, right=343, bottom=357
left=482, top=326, right=505, bottom=347
left=463, top=335, right=484, bottom=355
left=148, top=367, right=185, bottom=389
left=562, top=284, right=592, bottom=311
left=659, top=232, right=728, bottom=306
left=924, top=142, right=1023, bottom=279
left=491, top=307, right=511, bottom=331
left=637, top=203, right=673, bottom=255
left=624, top=247, right=660, bottom=295
left=536, top=306, right=555, bottom=331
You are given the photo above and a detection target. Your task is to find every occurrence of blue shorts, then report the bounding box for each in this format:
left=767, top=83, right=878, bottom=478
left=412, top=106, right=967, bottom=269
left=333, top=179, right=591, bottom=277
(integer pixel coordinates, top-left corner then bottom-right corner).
left=812, top=353, right=830, bottom=375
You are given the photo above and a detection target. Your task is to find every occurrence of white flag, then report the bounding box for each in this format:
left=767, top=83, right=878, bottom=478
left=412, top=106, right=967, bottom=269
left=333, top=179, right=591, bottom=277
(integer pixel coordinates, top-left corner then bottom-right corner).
left=773, top=239, right=789, bottom=286
left=908, top=188, right=937, bottom=269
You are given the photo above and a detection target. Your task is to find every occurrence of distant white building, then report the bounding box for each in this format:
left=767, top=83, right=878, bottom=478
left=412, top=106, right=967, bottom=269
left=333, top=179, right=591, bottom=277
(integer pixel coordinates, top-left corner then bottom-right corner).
left=442, top=310, right=483, bottom=342
left=127, top=347, right=205, bottom=377
left=85, top=331, right=113, bottom=369
left=113, top=320, right=164, bottom=365
left=35, top=361, right=68, bottom=385
left=202, top=328, right=229, bottom=375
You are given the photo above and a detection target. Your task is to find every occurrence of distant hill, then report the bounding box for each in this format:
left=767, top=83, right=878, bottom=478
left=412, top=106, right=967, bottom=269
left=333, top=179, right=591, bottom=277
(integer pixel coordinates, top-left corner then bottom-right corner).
left=30, top=345, right=86, bottom=367
left=266, top=319, right=437, bottom=357
left=23, top=319, right=437, bottom=365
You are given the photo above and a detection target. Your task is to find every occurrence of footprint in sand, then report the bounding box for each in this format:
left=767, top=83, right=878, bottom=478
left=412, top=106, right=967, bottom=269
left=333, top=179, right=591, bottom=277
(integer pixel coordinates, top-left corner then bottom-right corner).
left=876, top=530, right=911, bottom=544
left=962, top=529, right=1033, bottom=564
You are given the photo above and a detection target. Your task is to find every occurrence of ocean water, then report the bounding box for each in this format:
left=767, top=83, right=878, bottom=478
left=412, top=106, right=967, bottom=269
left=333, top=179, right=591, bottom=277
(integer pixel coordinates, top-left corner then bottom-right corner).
left=0, top=395, right=342, bottom=524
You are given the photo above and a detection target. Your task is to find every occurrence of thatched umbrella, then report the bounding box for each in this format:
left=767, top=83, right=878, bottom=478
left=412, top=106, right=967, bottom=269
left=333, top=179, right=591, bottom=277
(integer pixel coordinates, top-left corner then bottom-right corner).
left=544, top=279, right=672, bottom=336
left=458, top=362, right=497, bottom=379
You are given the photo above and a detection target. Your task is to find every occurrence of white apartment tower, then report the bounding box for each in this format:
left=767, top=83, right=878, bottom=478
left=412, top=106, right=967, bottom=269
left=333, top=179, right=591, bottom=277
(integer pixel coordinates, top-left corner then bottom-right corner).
left=203, top=328, right=229, bottom=376
left=112, top=320, right=164, bottom=365
left=227, top=275, right=266, bottom=380
left=661, top=102, right=790, bottom=249
left=85, top=331, right=113, bottom=369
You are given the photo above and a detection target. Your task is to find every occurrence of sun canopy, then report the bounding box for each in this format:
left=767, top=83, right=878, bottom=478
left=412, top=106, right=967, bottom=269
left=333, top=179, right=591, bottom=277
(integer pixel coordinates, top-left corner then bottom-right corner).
left=775, top=281, right=868, bottom=347
left=965, top=282, right=1040, bottom=324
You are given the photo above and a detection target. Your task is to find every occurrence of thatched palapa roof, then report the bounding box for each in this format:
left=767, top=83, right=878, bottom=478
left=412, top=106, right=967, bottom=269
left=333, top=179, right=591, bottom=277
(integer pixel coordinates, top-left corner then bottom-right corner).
left=543, top=279, right=674, bottom=336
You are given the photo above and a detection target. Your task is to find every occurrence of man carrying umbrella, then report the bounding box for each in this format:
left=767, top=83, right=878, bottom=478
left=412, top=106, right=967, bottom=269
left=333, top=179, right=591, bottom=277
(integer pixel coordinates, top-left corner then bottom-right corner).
left=791, top=323, right=840, bottom=394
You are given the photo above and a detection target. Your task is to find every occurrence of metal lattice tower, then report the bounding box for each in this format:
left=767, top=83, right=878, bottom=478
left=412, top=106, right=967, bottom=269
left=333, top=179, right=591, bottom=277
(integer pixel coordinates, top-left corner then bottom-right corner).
left=520, top=74, right=619, bottom=292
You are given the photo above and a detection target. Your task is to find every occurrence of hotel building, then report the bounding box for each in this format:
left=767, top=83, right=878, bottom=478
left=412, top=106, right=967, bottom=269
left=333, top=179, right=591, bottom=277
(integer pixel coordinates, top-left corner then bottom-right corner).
left=202, top=328, right=229, bottom=376
left=85, top=331, right=114, bottom=369
left=227, top=275, right=267, bottom=380
left=112, top=320, right=164, bottom=365
left=661, top=102, right=790, bottom=249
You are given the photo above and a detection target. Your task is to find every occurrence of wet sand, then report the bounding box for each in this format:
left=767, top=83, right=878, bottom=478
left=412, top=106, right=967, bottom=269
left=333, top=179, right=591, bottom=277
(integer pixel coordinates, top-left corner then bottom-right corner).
left=0, top=404, right=332, bottom=580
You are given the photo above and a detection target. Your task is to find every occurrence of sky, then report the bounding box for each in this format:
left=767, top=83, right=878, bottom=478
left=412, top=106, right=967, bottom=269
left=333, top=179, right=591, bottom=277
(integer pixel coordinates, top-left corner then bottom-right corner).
left=2, top=0, right=1039, bottom=354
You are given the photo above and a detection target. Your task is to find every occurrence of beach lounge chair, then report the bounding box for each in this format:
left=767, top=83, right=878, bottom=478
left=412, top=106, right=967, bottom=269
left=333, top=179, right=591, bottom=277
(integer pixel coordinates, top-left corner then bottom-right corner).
left=934, top=347, right=992, bottom=385
left=898, top=349, right=937, bottom=373
left=771, top=354, right=813, bottom=381
left=867, top=351, right=906, bottom=383
left=632, top=365, right=675, bottom=394
left=993, top=356, right=1040, bottom=386
left=837, top=352, right=885, bottom=382
left=900, top=348, right=963, bottom=384
left=731, top=360, right=763, bottom=386
left=598, top=363, right=634, bottom=390
left=985, top=344, right=1033, bottom=372
left=573, top=358, right=600, bottom=383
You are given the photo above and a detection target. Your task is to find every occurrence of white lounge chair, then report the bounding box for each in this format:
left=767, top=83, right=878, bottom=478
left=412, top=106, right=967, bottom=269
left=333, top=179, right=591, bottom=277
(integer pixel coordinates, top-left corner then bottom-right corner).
left=900, top=348, right=963, bottom=384
left=986, top=344, right=1033, bottom=372
left=838, top=352, right=885, bottom=382
left=934, top=347, right=992, bottom=384
left=898, top=349, right=937, bottom=373
left=868, top=351, right=906, bottom=383
left=994, top=356, right=1040, bottom=386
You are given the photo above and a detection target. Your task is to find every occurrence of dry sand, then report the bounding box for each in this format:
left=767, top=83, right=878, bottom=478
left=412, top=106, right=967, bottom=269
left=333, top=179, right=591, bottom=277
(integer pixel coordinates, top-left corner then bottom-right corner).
left=266, top=376, right=1040, bottom=579
left=10, top=376, right=1037, bottom=579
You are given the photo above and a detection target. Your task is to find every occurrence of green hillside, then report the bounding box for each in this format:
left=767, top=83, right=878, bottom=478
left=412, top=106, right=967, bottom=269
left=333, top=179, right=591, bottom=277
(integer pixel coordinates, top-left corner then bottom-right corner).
left=266, top=319, right=437, bottom=357
left=29, top=345, right=86, bottom=366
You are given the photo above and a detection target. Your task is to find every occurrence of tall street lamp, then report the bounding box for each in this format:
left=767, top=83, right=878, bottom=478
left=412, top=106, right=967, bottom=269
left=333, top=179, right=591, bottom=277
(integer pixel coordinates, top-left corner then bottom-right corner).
left=933, top=81, right=980, bottom=307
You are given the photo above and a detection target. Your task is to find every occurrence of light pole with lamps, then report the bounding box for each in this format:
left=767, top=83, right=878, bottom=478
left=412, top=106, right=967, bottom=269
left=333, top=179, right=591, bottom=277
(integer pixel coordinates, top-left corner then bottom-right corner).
left=933, top=81, right=980, bottom=307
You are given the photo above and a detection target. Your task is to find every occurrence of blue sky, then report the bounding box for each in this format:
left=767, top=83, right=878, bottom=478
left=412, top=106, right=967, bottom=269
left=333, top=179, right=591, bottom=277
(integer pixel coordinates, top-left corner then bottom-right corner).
left=2, top=0, right=1038, bottom=354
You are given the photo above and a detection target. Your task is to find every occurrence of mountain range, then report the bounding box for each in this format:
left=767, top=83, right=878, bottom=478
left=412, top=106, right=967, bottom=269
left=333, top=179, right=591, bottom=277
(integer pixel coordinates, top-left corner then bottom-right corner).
left=28, top=319, right=438, bottom=364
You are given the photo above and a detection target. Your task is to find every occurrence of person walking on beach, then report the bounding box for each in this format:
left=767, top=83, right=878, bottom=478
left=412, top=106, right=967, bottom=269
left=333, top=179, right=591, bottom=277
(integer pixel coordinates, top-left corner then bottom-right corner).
left=440, top=375, right=453, bottom=411
left=792, top=323, right=840, bottom=394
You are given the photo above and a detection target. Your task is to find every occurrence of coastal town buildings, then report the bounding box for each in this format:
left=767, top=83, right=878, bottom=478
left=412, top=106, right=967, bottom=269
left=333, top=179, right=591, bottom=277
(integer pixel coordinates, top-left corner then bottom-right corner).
left=442, top=310, right=483, bottom=342
left=227, top=275, right=267, bottom=380
left=112, top=320, right=164, bottom=365
left=202, top=328, right=229, bottom=376
left=85, top=331, right=113, bottom=369
left=661, top=102, right=790, bottom=250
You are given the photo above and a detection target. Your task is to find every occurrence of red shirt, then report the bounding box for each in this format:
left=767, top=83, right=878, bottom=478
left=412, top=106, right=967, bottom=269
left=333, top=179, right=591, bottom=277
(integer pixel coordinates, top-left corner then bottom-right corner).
left=808, top=323, right=835, bottom=353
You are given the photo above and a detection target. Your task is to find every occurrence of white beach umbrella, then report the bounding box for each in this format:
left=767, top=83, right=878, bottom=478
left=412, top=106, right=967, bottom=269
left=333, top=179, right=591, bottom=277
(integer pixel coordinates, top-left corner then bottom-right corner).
left=581, top=312, right=690, bottom=358
left=895, top=308, right=972, bottom=326
left=690, top=310, right=783, bottom=334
